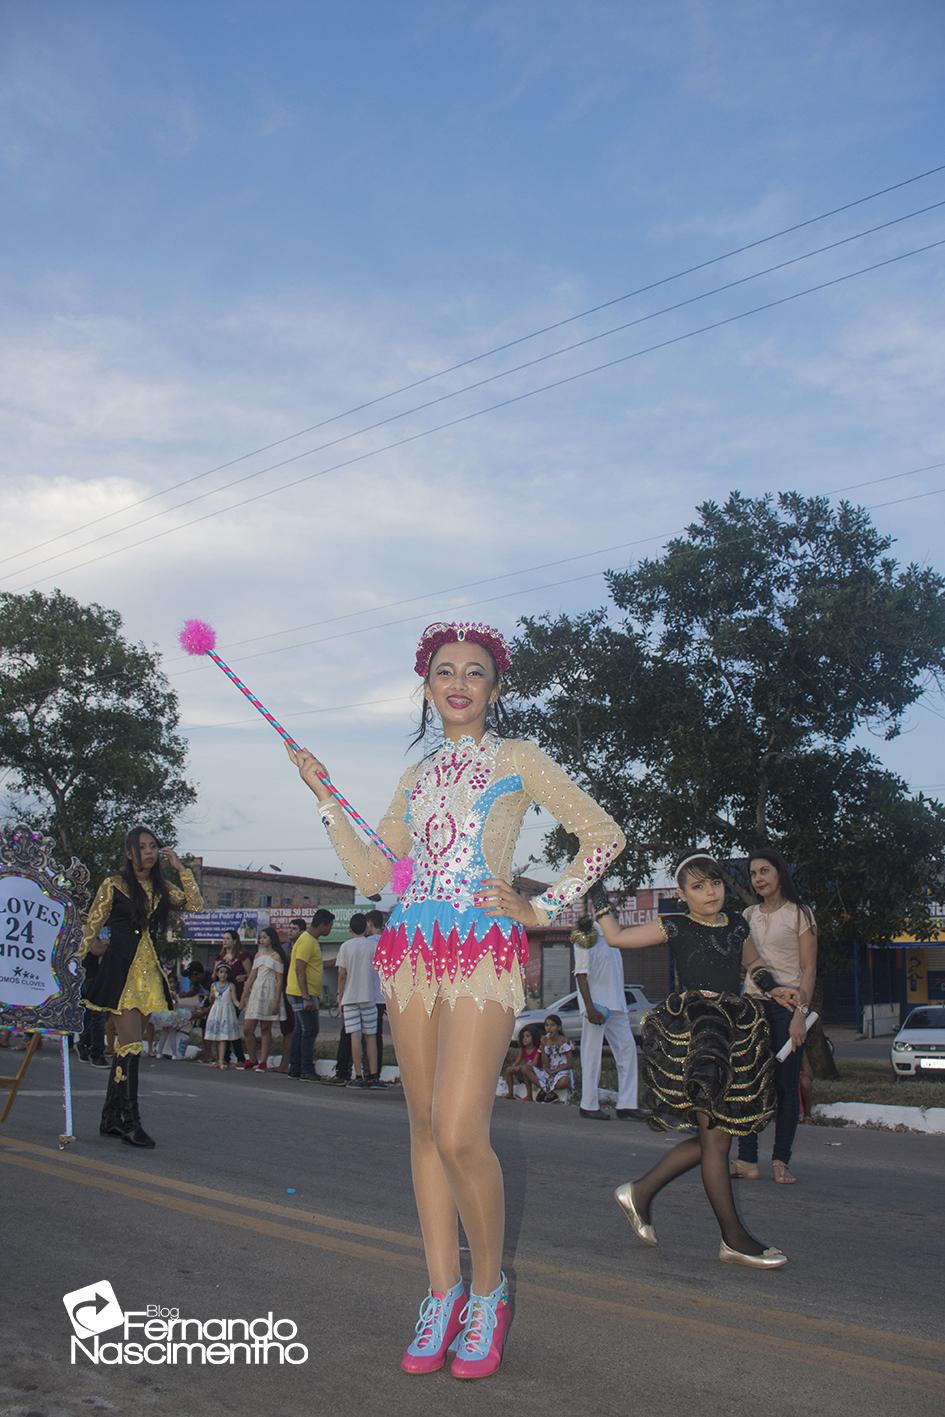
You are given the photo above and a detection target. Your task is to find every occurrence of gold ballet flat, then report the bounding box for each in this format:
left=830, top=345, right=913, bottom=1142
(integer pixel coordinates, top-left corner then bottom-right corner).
left=718, top=1241, right=788, bottom=1269
left=614, top=1182, right=658, bottom=1247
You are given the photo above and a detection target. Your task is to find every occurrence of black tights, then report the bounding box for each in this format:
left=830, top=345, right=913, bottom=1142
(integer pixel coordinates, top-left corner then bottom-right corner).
left=633, top=1115, right=766, bottom=1255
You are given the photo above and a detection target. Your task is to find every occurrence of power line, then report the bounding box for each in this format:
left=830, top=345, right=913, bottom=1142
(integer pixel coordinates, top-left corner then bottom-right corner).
left=11, top=234, right=945, bottom=596
left=7, top=199, right=945, bottom=588
left=164, top=457, right=945, bottom=666
left=7, top=161, right=944, bottom=573
left=169, top=474, right=945, bottom=688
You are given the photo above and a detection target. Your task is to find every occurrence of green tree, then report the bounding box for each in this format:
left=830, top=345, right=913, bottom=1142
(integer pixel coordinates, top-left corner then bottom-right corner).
left=0, top=589, right=196, bottom=884
left=510, top=493, right=945, bottom=1033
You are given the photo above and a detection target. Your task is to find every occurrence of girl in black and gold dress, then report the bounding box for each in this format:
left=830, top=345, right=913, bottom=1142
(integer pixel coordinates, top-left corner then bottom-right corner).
left=591, top=853, right=799, bottom=1269
left=82, top=827, right=203, bottom=1147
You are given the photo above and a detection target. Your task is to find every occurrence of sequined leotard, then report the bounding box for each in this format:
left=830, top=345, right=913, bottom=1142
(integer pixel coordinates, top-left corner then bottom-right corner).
left=318, top=732, right=625, bottom=1013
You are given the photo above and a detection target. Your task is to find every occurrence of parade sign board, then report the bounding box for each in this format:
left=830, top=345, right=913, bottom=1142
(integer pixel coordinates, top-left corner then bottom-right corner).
left=180, top=909, right=259, bottom=942
left=0, top=825, right=89, bottom=1035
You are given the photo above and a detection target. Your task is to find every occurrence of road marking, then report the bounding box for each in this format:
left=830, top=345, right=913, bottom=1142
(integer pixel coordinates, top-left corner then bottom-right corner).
left=1, top=1138, right=941, bottom=1390
left=0, top=1134, right=936, bottom=1359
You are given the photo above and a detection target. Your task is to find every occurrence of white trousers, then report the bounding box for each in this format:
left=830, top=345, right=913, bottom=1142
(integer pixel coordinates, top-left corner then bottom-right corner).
left=580, top=1009, right=638, bottom=1110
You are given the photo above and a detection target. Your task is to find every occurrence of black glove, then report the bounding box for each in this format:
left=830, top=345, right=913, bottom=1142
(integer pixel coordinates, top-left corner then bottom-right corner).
left=586, top=880, right=611, bottom=916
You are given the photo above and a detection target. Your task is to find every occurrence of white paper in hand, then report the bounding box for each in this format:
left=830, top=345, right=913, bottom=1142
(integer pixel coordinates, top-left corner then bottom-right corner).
left=776, top=1011, right=818, bottom=1062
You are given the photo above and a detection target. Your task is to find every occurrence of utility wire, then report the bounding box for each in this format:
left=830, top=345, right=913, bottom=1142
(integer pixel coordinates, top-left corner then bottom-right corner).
left=11, top=234, right=945, bottom=596
left=168, top=472, right=945, bottom=688
left=6, top=160, right=943, bottom=572
left=164, top=457, right=945, bottom=665
left=7, top=198, right=945, bottom=589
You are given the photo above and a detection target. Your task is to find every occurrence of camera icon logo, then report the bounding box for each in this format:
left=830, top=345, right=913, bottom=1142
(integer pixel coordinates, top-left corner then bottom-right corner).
left=63, top=1280, right=125, bottom=1338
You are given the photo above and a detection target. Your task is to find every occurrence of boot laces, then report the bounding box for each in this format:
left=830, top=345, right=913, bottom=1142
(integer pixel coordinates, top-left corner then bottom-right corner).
left=457, top=1295, right=498, bottom=1356
left=413, top=1293, right=449, bottom=1350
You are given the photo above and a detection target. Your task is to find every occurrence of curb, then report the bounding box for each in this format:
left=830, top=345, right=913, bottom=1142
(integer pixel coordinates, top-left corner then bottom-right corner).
left=813, top=1102, right=945, bottom=1134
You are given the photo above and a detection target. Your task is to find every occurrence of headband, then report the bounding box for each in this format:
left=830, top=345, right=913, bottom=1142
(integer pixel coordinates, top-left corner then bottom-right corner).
left=673, top=852, right=720, bottom=884
left=414, top=621, right=512, bottom=679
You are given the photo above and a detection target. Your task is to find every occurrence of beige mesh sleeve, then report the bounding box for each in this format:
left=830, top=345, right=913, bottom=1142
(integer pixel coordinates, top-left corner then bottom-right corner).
left=317, top=764, right=416, bottom=896
left=513, top=742, right=626, bottom=925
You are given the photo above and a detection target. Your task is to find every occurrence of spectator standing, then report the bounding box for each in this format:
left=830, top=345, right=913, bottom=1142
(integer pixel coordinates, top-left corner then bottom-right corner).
left=732, top=849, right=817, bottom=1185
left=326, top=913, right=366, bottom=1086
left=205, top=964, right=242, bottom=1067
left=285, top=910, right=333, bottom=1080
left=214, top=930, right=250, bottom=1066
left=240, top=928, right=285, bottom=1072
left=366, top=908, right=390, bottom=1081
left=336, top=921, right=382, bottom=1089
left=571, top=917, right=641, bottom=1121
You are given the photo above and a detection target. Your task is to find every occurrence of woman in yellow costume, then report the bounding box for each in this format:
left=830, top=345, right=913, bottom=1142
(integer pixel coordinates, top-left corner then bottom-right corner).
left=82, top=826, right=203, bottom=1147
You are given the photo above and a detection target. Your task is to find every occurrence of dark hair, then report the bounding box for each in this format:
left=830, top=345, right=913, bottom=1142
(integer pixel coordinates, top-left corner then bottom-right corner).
left=348, top=912, right=367, bottom=935
left=672, top=851, right=723, bottom=888
left=749, top=848, right=815, bottom=929
left=518, top=1025, right=540, bottom=1049
left=258, top=926, right=281, bottom=951
left=290, top=917, right=307, bottom=933
left=409, top=642, right=511, bottom=749
left=544, top=1014, right=563, bottom=1031
left=312, top=909, right=335, bottom=930
left=366, top=909, right=386, bottom=931
left=184, top=959, right=205, bottom=976
left=119, top=826, right=171, bottom=934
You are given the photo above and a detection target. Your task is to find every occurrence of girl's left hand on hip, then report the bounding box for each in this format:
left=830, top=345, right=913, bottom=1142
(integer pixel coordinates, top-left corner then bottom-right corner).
left=475, top=877, right=539, bottom=927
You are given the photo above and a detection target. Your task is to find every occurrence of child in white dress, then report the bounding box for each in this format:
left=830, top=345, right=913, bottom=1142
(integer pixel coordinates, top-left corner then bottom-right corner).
left=240, top=928, right=286, bottom=1072
left=204, top=964, right=241, bottom=1067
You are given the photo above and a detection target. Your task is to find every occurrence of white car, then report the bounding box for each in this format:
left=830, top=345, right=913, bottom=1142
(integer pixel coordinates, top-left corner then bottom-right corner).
left=890, top=1006, right=945, bottom=1079
left=514, top=985, right=655, bottom=1044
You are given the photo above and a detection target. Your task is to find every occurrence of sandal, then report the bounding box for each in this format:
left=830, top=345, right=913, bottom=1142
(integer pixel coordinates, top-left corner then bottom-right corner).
left=772, top=1161, right=796, bottom=1184
left=730, top=1161, right=761, bottom=1180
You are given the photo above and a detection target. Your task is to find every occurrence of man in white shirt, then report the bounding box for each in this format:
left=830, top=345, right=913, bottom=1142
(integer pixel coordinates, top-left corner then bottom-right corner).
left=336, top=922, right=383, bottom=1089
left=573, top=918, right=641, bottom=1121
left=365, top=908, right=390, bottom=1085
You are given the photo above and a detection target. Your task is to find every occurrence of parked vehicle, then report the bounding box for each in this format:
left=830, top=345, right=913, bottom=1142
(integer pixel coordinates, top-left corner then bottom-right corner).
left=515, top=985, right=654, bottom=1043
left=890, top=1006, right=945, bottom=1079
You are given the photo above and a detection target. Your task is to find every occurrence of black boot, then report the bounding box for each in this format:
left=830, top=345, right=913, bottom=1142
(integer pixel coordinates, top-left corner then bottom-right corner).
left=99, top=1056, right=126, bottom=1138
left=122, top=1053, right=156, bottom=1148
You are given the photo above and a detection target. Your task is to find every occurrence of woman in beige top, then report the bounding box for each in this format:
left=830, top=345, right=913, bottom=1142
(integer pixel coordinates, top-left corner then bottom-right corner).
left=287, top=620, right=624, bottom=1380
left=732, top=848, right=817, bottom=1185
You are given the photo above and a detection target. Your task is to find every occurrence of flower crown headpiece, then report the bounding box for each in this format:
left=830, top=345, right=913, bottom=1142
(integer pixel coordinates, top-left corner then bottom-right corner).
left=414, top=621, right=512, bottom=679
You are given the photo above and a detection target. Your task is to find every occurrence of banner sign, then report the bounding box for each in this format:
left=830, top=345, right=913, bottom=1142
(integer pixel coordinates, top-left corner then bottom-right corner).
left=179, top=910, right=259, bottom=942
left=266, top=904, right=373, bottom=944
left=0, top=824, right=89, bottom=1035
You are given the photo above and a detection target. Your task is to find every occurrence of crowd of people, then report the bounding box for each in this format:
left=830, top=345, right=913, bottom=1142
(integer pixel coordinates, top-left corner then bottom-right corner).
left=76, top=618, right=820, bottom=1382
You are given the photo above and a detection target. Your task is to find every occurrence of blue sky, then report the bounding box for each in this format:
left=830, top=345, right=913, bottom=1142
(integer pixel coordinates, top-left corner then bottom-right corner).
left=2, top=1, right=944, bottom=885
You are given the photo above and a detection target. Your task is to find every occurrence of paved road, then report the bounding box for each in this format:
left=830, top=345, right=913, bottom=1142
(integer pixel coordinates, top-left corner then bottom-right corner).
left=1, top=1047, right=942, bottom=1417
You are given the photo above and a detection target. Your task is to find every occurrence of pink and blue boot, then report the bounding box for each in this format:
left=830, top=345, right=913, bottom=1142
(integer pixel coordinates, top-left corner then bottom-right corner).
left=449, top=1273, right=511, bottom=1380
left=400, top=1279, right=466, bottom=1374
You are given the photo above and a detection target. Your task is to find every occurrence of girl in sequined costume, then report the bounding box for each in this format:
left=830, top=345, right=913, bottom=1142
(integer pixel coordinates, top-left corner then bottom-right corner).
left=591, top=853, right=799, bottom=1269
left=81, top=827, right=203, bottom=1147
left=288, top=621, right=624, bottom=1380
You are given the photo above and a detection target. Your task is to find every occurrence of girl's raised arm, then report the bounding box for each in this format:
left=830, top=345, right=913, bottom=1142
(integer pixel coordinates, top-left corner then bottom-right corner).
left=595, top=907, right=667, bottom=951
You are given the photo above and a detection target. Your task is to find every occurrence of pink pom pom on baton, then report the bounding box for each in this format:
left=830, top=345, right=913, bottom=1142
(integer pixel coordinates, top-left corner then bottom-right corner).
left=178, top=618, right=413, bottom=895
left=179, top=618, right=218, bottom=656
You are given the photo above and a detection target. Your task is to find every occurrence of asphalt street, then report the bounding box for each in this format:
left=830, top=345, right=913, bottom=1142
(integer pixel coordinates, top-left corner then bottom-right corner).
left=1, top=1045, right=942, bottom=1417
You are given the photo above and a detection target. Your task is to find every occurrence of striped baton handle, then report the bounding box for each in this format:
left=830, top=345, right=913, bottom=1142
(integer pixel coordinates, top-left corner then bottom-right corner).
left=206, top=649, right=398, bottom=866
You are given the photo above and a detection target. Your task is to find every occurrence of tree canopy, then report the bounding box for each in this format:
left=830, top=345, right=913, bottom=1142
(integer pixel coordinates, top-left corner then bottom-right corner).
left=0, top=589, right=196, bottom=884
left=510, top=493, right=945, bottom=957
